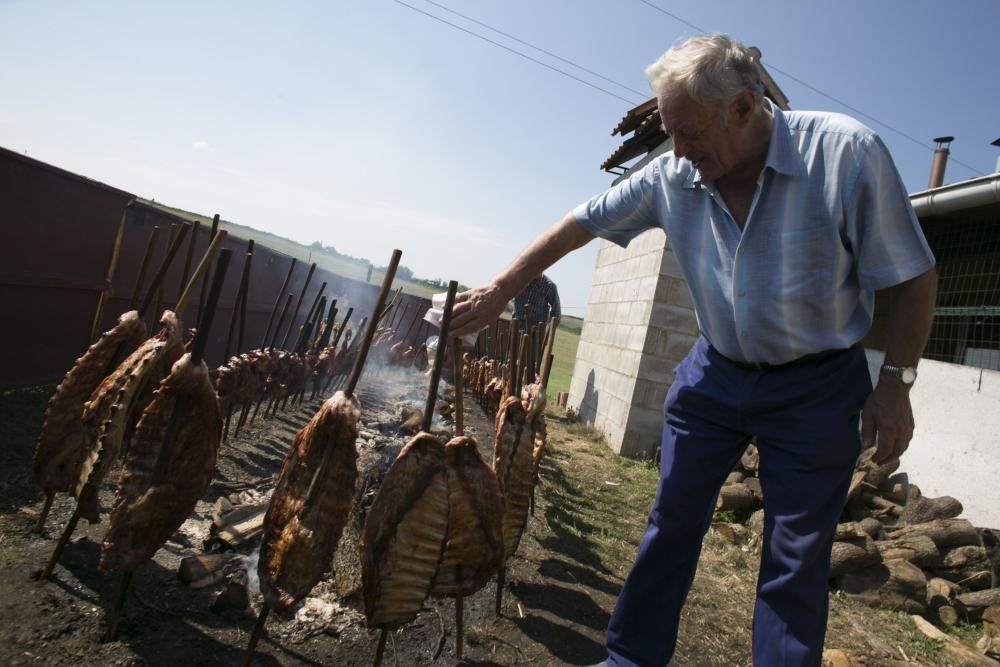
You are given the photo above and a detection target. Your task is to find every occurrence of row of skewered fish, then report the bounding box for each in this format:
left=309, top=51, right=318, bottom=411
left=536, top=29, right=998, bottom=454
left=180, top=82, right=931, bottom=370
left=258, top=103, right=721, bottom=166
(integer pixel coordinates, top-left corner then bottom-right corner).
left=33, top=239, right=555, bottom=663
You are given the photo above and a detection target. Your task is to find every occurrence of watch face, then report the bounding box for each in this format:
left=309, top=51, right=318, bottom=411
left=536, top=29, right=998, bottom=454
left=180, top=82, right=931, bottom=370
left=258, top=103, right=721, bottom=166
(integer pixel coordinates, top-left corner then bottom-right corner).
left=901, top=368, right=917, bottom=384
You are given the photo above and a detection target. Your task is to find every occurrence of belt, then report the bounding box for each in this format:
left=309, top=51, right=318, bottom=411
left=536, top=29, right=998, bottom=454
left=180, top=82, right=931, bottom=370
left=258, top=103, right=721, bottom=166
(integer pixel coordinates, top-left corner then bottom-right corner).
left=719, top=347, right=849, bottom=372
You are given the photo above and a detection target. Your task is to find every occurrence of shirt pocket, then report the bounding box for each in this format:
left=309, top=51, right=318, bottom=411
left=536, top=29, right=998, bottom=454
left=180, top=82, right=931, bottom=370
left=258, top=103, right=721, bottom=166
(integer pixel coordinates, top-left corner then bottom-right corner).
left=771, top=226, right=838, bottom=300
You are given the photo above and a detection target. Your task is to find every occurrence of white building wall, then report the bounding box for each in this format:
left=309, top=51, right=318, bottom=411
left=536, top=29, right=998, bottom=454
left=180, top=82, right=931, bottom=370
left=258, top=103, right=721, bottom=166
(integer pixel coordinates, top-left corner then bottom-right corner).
left=568, top=228, right=700, bottom=457
left=865, top=351, right=1000, bottom=529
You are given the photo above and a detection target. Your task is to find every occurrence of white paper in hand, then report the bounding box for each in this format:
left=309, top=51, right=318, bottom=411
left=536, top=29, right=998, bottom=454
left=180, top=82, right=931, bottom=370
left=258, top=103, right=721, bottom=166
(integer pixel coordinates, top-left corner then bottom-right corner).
left=424, top=293, right=482, bottom=347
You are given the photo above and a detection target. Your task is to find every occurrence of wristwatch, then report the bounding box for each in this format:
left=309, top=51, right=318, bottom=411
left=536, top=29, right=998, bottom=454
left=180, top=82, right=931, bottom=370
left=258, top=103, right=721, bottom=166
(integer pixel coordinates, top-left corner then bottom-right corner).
left=880, top=363, right=918, bottom=386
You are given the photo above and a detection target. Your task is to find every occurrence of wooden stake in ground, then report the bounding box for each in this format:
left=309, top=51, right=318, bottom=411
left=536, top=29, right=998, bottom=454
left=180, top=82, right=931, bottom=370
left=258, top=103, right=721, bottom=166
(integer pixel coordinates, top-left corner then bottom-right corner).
left=89, top=206, right=128, bottom=343
left=196, top=214, right=220, bottom=324
left=224, top=240, right=255, bottom=362
left=242, top=250, right=402, bottom=667
left=279, top=262, right=316, bottom=350
left=261, top=258, right=297, bottom=349
left=129, top=225, right=161, bottom=311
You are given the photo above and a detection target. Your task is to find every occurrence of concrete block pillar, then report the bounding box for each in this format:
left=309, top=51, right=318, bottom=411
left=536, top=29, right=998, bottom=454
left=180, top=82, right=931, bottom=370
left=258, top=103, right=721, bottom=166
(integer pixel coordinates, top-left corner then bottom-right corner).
left=568, top=229, right=699, bottom=457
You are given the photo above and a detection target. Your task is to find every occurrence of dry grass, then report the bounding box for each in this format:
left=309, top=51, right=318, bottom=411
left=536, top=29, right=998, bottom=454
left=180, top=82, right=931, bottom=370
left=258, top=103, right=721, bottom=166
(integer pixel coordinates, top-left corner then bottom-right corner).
left=536, top=408, right=986, bottom=666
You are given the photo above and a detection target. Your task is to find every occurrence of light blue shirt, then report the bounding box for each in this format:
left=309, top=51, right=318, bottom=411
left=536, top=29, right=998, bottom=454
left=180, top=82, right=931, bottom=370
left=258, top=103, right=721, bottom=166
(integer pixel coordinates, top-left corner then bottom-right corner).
left=573, top=101, right=935, bottom=365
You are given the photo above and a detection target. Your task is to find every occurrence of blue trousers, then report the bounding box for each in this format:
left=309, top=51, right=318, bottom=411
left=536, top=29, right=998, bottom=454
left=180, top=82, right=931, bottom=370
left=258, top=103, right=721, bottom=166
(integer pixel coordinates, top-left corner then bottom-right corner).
left=605, top=337, right=872, bottom=667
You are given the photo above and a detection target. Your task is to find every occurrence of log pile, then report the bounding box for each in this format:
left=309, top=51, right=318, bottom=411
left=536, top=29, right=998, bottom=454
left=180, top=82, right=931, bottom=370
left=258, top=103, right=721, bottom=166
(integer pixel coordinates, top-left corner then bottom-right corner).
left=713, top=444, right=1000, bottom=656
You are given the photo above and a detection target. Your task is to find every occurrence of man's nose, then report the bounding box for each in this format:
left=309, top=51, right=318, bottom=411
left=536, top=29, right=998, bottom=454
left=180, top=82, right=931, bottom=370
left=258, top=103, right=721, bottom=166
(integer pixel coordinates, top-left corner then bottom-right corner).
left=672, top=138, right=689, bottom=158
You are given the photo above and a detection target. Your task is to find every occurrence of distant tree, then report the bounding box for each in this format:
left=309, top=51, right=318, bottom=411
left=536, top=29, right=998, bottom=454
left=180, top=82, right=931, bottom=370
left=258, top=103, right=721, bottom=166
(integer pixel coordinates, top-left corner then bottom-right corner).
left=377, top=264, right=414, bottom=282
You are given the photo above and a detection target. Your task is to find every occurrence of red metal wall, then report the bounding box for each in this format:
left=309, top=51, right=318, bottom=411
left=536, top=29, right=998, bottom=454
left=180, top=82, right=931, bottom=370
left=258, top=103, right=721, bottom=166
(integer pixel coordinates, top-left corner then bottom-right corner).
left=0, top=147, right=431, bottom=389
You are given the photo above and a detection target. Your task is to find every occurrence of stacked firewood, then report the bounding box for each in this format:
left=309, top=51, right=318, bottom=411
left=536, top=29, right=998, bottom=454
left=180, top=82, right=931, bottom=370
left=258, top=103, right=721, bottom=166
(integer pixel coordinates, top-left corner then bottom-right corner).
left=713, top=442, right=1000, bottom=656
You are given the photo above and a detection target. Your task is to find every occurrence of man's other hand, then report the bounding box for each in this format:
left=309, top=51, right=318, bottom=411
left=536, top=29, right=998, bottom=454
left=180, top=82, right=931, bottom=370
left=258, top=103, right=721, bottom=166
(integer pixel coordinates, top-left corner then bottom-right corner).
left=860, top=381, right=915, bottom=464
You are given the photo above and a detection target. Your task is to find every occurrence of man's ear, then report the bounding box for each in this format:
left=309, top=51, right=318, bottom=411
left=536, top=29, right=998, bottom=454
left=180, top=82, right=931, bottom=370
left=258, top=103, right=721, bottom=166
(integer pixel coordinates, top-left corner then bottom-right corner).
left=732, top=90, right=756, bottom=127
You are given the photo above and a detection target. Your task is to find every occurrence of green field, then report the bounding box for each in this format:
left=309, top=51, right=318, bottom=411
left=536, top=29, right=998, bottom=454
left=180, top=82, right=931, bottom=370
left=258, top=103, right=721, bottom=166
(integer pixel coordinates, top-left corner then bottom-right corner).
left=547, top=318, right=582, bottom=397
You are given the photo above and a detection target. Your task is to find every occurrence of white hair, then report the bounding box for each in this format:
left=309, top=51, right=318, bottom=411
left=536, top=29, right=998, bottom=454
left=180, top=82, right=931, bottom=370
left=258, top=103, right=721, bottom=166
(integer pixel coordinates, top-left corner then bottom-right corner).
left=645, top=33, right=765, bottom=118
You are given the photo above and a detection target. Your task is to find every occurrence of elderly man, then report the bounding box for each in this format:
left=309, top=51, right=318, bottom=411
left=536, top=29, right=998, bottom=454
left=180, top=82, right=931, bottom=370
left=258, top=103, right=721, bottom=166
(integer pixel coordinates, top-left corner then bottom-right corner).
left=451, top=33, right=937, bottom=666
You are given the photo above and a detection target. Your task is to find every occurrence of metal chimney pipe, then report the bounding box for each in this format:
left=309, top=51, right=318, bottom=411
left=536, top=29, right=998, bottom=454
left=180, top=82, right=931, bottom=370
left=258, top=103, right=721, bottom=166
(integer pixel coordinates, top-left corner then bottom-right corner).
left=992, top=137, right=1000, bottom=173
left=928, top=135, right=954, bottom=189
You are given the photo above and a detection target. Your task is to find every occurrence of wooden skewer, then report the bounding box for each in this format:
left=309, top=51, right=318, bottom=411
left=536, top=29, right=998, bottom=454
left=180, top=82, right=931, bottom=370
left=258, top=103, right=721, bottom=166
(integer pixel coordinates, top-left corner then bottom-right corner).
left=236, top=250, right=251, bottom=357
left=175, top=230, right=229, bottom=316
left=176, top=219, right=201, bottom=317
left=377, top=287, right=403, bottom=327
left=137, top=223, right=192, bottom=318
left=293, top=280, right=327, bottom=353
left=421, top=282, right=458, bottom=433
left=453, top=338, right=464, bottom=437
left=400, top=308, right=422, bottom=347
left=89, top=207, right=128, bottom=343
left=451, top=339, right=466, bottom=660
left=540, top=317, right=558, bottom=391
left=321, top=307, right=354, bottom=394
left=249, top=293, right=293, bottom=424
left=280, top=262, right=316, bottom=350
left=129, top=225, right=160, bottom=310
left=32, top=493, right=54, bottom=534
left=506, top=318, right=519, bottom=400
left=373, top=629, right=388, bottom=667
left=313, top=299, right=338, bottom=351
left=345, top=252, right=401, bottom=396
left=241, top=605, right=271, bottom=667
left=153, top=224, right=178, bottom=322
left=196, top=214, right=220, bottom=324
left=261, top=258, right=296, bottom=348
left=225, top=240, right=255, bottom=362
left=40, top=506, right=81, bottom=580
left=103, top=569, right=133, bottom=642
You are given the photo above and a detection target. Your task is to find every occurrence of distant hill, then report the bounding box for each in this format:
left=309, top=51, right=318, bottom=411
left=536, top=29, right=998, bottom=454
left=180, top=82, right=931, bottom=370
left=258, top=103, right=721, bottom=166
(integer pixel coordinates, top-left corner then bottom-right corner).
left=142, top=200, right=452, bottom=298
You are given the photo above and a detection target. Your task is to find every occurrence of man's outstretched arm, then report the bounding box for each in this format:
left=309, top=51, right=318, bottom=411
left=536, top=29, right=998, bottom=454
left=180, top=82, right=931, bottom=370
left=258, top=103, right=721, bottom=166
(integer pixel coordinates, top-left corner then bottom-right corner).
left=451, top=212, right=594, bottom=337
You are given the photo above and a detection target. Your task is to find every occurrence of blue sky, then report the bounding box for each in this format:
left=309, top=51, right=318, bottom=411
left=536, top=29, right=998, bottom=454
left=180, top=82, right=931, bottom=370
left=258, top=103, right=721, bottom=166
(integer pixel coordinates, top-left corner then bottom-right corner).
left=3, top=1, right=998, bottom=315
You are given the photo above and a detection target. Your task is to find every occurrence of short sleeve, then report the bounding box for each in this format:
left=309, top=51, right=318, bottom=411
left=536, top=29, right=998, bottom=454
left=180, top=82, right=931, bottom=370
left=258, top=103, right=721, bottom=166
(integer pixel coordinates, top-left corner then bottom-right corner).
left=846, top=135, right=936, bottom=290
left=572, top=160, right=663, bottom=248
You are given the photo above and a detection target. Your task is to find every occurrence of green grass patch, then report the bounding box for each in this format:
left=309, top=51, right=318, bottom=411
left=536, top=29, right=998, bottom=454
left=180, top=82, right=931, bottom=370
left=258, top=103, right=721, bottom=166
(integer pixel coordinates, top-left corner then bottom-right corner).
left=546, top=325, right=580, bottom=398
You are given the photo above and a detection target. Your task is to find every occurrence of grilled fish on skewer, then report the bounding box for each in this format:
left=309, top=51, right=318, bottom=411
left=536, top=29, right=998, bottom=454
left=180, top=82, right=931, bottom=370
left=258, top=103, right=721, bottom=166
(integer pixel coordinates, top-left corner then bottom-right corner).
left=429, top=435, right=503, bottom=598
left=361, top=431, right=449, bottom=629
left=258, top=391, right=360, bottom=614
left=75, top=311, right=183, bottom=523
left=100, top=352, right=222, bottom=572
left=34, top=311, right=147, bottom=497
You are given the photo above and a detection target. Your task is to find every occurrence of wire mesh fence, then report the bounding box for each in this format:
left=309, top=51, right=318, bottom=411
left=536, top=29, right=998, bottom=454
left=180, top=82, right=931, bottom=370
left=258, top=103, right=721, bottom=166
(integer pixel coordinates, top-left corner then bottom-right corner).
left=922, top=214, right=1000, bottom=370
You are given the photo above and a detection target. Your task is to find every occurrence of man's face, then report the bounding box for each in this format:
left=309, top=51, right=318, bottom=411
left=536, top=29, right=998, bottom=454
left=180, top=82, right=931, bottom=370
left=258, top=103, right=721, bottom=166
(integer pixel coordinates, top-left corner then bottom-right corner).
left=658, top=90, right=740, bottom=180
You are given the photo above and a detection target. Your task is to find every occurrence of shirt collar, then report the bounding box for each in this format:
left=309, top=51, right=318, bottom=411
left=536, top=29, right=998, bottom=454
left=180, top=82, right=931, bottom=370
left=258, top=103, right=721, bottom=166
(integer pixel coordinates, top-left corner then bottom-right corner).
left=763, top=99, right=797, bottom=177
left=682, top=98, right=797, bottom=189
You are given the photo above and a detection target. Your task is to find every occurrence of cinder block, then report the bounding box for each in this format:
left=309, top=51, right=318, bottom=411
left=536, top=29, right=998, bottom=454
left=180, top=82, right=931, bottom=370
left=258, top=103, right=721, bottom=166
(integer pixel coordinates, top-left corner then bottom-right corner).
left=649, top=302, right=698, bottom=335
left=626, top=325, right=647, bottom=351
left=633, top=379, right=668, bottom=410
left=637, top=355, right=677, bottom=385
left=664, top=333, right=699, bottom=362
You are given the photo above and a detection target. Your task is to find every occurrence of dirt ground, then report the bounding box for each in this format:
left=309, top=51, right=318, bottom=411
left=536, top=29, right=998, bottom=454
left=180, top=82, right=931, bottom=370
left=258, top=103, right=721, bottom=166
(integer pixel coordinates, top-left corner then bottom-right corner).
left=0, top=373, right=622, bottom=667
left=0, top=375, right=988, bottom=667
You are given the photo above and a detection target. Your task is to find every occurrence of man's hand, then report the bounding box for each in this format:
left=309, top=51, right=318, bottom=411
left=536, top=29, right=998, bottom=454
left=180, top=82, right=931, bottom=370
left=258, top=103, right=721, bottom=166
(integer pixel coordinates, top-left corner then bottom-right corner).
left=451, top=282, right=508, bottom=338
left=860, top=380, right=915, bottom=464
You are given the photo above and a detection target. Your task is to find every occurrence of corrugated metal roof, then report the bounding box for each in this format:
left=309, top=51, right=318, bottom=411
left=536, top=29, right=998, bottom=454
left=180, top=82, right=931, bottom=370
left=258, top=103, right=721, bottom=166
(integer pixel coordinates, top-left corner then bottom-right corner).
left=601, top=50, right=790, bottom=174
